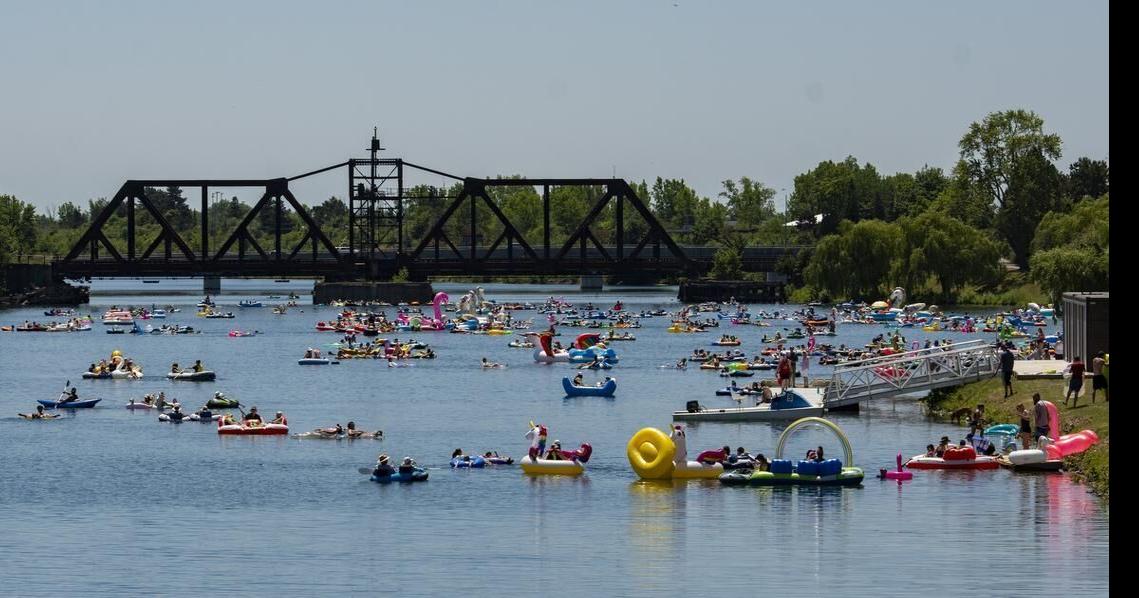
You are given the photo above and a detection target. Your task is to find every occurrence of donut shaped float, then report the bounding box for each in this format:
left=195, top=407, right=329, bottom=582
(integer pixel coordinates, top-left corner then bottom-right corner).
left=626, top=427, right=723, bottom=480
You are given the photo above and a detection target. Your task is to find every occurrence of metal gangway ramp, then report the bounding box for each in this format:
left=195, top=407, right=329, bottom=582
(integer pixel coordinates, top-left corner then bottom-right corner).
left=823, top=339, right=1000, bottom=409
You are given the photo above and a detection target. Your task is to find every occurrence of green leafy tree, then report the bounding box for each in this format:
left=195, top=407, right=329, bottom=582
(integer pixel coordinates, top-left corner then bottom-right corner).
left=650, top=177, right=701, bottom=233
left=1064, top=157, right=1109, bottom=201
left=1032, top=195, right=1108, bottom=253
left=1029, top=194, right=1108, bottom=304
left=690, top=200, right=727, bottom=245
left=312, top=196, right=348, bottom=229
left=884, top=166, right=949, bottom=219
left=804, top=219, right=900, bottom=300
left=957, top=109, right=1062, bottom=211
left=786, top=157, right=885, bottom=236
left=1030, top=246, right=1108, bottom=305
left=57, top=202, right=87, bottom=228
left=719, top=177, right=776, bottom=228
left=895, top=211, right=1004, bottom=301
left=1, top=195, right=39, bottom=262
left=928, top=171, right=994, bottom=229
left=995, top=149, right=1064, bottom=268
left=709, top=246, right=743, bottom=280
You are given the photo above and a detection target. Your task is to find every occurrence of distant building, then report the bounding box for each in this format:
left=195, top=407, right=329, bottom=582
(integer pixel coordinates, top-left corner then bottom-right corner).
left=1061, top=292, right=1109, bottom=362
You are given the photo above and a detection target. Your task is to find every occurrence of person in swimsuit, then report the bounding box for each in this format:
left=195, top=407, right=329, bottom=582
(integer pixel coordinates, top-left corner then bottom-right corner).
left=1016, top=404, right=1032, bottom=449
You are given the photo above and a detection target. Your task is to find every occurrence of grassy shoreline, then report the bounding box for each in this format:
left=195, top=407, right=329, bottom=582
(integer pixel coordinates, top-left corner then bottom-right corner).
left=924, top=377, right=1109, bottom=501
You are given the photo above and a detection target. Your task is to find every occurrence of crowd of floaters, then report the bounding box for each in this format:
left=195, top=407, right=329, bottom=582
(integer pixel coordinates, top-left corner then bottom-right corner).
left=11, top=287, right=1093, bottom=484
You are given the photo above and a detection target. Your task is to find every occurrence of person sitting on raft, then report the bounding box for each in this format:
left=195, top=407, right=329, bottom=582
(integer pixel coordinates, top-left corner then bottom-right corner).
left=676, top=358, right=687, bottom=369
left=270, top=411, right=287, bottom=425
left=373, top=454, right=395, bottom=477
left=753, top=453, right=770, bottom=471
left=170, top=362, right=181, bottom=374
left=925, top=444, right=937, bottom=457
left=936, top=436, right=951, bottom=457
left=243, top=406, right=263, bottom=424
left=195, top=406, right=213, bottom=420
left=481, top=357, right=503, bottom=368
left=733, top=447, right=753, bottom=463
left=192, top=359, right=204, bottom=373
left=221, top=413, right=238, bottom=426
left=544, top=440, right=564, bottom=460
left=966, top=433, right=996, bottom=456
left=572, top=373, right=584, bottom=386
left=166, top=405, right=187, bottom=421
left=398, top=457, right=418, bottom=475
left=88, top=363, right=98, bottom=374
left=814, top=446, right=825, bottom=462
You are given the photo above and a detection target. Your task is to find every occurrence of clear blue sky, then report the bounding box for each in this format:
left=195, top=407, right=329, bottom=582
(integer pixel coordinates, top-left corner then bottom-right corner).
left=0, top=0, right=1108, bottom=212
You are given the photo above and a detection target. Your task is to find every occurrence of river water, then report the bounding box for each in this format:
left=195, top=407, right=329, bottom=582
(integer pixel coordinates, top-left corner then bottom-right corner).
left=0, top=282, right=1108, bottom=596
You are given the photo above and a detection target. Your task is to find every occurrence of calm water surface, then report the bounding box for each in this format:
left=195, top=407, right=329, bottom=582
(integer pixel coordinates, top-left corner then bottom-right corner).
left=0, top=282, right=1107, bottom=596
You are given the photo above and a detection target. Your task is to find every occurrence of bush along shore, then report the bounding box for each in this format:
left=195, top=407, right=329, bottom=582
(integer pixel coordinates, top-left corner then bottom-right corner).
left=925, top=377, right=1108, bottom=501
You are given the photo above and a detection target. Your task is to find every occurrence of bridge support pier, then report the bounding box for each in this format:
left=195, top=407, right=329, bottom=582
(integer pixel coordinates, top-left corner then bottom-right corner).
left=580, top=275, right=603, bottom=292
left=203, top=275, right=221, bottom=295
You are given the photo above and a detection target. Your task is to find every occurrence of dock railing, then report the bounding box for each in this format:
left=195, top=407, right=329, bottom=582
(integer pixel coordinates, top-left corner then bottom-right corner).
left=823, top=339, right=999, bottom=408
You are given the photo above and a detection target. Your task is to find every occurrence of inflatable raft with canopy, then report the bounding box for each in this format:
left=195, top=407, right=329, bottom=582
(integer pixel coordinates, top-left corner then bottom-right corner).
left=719, top=417, right=865, bottom=486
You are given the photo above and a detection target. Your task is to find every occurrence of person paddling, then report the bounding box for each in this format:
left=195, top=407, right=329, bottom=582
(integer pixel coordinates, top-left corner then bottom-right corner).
left=58, top=387, right=79, bottom=406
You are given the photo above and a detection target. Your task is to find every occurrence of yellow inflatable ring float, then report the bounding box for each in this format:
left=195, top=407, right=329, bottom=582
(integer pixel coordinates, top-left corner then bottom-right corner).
left=627, top=428, right=676, bottom=480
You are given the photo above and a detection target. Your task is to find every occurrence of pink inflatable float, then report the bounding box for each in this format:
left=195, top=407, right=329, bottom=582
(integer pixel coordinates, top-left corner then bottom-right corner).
left=1044, top=430, right=1099, bottom=460
left=880, top=453, right=913, bottom=481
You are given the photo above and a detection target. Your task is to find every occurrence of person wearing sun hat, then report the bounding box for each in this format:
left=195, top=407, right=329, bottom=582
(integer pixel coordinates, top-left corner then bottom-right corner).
left=398, top=457, right=417, bottom=475
left=373, top=454, right=395, bottom=477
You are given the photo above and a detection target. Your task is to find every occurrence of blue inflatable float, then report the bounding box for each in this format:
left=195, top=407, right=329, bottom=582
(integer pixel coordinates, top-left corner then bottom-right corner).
left=370, top=469, right=429, bottom=483
left=451, top=455, right=487, bottom=468
left=562, top=377, right=617, bottom=397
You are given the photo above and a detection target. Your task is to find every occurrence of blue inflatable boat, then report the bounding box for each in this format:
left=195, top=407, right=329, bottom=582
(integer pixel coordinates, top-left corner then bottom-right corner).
left=370, top=469, right=429, bottom=483
left=562, top=377, right=617, bottom=397
left=451, top=455, right=487, bottom=468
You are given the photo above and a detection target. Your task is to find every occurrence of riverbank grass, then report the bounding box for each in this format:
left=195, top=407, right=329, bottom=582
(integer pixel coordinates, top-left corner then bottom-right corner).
left=925, top=377, right=1108, bottom=501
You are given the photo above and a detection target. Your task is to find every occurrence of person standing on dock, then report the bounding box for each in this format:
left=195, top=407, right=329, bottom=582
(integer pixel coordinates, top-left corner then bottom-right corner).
left=1000, top=344, right=1016, bottom=397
